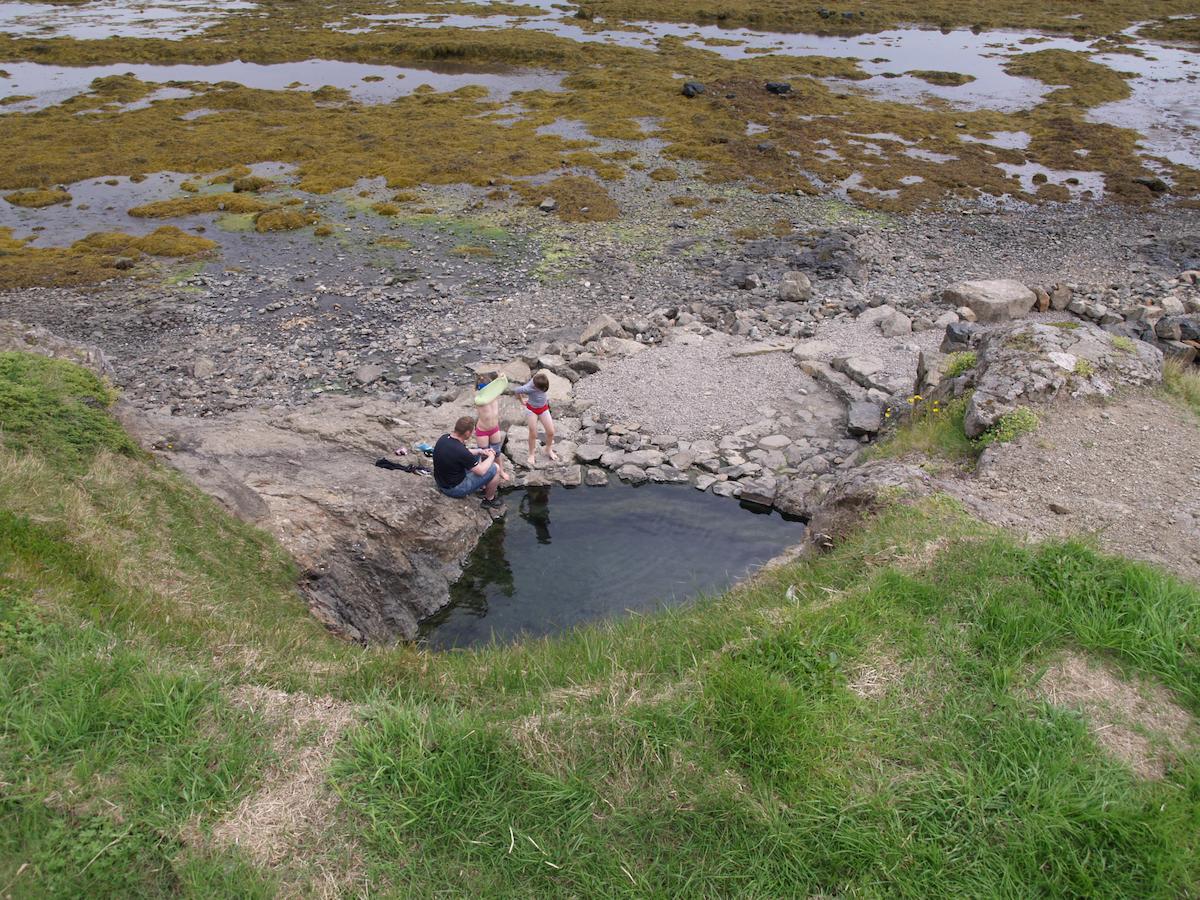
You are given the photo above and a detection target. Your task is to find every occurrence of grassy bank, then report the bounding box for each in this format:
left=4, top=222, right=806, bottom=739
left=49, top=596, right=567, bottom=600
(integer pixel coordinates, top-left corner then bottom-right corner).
left=2, top=351, right=1198, bottom=896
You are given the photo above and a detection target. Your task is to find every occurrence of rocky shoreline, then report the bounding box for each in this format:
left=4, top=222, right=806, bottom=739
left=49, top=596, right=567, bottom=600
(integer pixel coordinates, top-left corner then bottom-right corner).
left=3, top=192, right=1199, bottom=642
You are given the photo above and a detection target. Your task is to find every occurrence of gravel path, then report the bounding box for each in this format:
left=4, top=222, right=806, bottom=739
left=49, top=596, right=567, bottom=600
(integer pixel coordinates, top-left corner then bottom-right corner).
left=575, top=331, right=841, bottom=440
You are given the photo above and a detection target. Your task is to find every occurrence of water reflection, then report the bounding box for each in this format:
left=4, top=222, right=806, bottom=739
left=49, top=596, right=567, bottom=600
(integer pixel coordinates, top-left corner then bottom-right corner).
left=520, top=484, right=552, bottom=545
left=420, top=481, right=805, bottom=649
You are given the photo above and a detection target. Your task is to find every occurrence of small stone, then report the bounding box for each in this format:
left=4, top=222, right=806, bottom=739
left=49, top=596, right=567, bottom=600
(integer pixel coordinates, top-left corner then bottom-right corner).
left=354, top=363, right=386, bottom=385
left=778, top=270, right=812, bottom=302
left=190, top=356, right=216, bottom=378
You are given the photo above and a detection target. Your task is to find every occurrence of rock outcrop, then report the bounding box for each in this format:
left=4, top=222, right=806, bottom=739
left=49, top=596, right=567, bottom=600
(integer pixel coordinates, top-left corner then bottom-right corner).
left=957, top=321, right=1163, bottom=438
left=122, top=399, right=494, bottom=643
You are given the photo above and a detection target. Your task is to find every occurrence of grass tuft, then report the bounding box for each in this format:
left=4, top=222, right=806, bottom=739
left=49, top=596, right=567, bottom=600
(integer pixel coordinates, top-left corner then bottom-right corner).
left=1162, top=358, right=1200, bottom=418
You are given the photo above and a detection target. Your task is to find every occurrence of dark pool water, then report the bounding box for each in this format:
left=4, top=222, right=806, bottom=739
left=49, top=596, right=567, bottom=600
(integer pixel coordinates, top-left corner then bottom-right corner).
left=419, top=482, right=804, bottom=649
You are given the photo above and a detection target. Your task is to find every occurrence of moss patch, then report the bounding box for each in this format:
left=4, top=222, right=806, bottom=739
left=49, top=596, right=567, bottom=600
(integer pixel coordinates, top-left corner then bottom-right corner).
left=128, top=194, right=271, bottom=218
left=0, top=226, right=216, bottom=290
left=4, top=188, right=71, bottom=208
left=908, top=70, right=976, bottom=86
left=253, top=208, right=318, bottom=232
left=515, top=175, right=619, bottom=222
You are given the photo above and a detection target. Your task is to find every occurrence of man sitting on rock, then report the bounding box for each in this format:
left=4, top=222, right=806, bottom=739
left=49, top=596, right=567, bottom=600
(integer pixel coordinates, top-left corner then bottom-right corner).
left=433, top=415, right=506, bottom=509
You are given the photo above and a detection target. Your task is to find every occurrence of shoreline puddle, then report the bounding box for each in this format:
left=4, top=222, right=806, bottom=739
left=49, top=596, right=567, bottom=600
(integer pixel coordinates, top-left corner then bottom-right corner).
left=0, top=0, right=257, bottom=40
left=0, top=60, right=565, bottom=111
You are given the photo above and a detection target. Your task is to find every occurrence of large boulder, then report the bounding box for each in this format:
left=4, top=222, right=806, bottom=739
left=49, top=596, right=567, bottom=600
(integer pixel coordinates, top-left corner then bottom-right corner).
left=961, top=321, right=1163, bottom=438
left=123, top=398, right=494, bottom=643
left=941, top=279, right=1036, bottom=323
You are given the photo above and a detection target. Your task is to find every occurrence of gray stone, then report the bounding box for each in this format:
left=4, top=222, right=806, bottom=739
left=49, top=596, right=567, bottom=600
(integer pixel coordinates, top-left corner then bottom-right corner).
left=575, top=443, right=607, bottom=463
left=354, top=363, right=386, bottom=385
left=710, top=481, right=742, bottom=498
left=878, top=308, right=912, bottom=337
left=791, top=339, right=837, bottom=361
left=738, top=475, right=778, bottom=508
left=623, top=448, right=665, bottom=467
left=1159, top=296, right=1187, bottom=316
left=846, top=402, right=882, bottom=436
left=617, top=463, right=648, bottom=484
left=778, top=270, right=812, bottom=302
left=758, top=434, right=792, bottom=451
left=832, top=355, right=884, bottom=389
left=579, top=314, right=624, bottom=344
left=1049, top=283, right=1072, bottom=311
left=190, top=356, right=216, bottom=379
left=584, top=467, right=609, bottom=486
left=557, top=465, right=584, bottom=487
left=670, top=449, right=696, bottom=469
left=942, top=279, right=1036, bottom=323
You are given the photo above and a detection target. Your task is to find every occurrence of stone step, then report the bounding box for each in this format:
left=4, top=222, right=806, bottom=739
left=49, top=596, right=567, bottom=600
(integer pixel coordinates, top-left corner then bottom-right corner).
left=797, top=359, right=867, bottom=405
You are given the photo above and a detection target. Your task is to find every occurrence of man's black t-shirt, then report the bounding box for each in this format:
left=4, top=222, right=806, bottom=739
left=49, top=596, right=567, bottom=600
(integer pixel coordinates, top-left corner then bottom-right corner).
left=432, top=434, right=478, bottom=489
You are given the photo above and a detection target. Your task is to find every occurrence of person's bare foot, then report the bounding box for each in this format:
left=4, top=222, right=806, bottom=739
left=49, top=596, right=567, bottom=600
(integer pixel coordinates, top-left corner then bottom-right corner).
left=547, top=448, right=559, bottom=461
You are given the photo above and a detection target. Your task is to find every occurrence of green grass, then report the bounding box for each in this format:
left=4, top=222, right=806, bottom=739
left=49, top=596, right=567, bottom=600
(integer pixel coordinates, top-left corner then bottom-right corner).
left=866, top=395, right=979, bottom=466
left=1163, top=358, right=1200, bottom=418
left=2, top=352, right=1198, bottom=896
left=0, top=352, right=139, bottom=472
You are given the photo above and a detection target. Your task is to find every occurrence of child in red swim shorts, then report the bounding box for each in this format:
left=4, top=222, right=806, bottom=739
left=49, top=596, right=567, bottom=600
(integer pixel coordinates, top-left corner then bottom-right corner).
left=512, top=371, right=557, bottom=468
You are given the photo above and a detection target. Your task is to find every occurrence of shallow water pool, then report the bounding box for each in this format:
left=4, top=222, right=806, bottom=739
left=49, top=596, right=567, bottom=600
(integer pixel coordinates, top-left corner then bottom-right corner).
left=420, top=481, right=804, bottom=649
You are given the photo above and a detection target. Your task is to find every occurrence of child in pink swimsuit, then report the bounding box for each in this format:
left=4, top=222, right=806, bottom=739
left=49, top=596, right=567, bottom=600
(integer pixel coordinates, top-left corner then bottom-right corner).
left=474, top=377, right=510, bottom=482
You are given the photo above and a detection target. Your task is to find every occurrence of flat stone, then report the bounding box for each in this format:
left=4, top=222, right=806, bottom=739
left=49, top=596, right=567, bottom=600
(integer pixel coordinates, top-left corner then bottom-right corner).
left=942, top=279, right=1036, bottom=323
left=832, top=355, right=884, bottom=389
left=758, top=434, right=792, bottom=450
left=733, top=340, right=794, bottom=357
left=738, top=475, right=778, bottom=507
left=599, top=449, right=626, bottom=468
left=575, top=443, right=607, bottom=463
left=791, top=340, right=836, bottom=363
left=623, top=448, right=665, bottom=467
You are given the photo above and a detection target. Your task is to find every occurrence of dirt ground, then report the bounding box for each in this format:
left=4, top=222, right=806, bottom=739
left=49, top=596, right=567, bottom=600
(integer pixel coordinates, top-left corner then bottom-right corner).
left=966, top=392, right=1200, bottom=584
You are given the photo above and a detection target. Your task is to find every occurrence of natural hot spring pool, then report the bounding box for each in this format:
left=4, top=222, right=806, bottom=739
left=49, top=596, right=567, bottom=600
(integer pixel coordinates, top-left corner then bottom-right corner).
left=419, top=481, right=804, bottom=649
